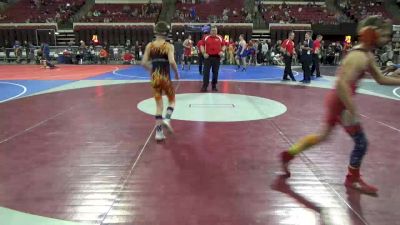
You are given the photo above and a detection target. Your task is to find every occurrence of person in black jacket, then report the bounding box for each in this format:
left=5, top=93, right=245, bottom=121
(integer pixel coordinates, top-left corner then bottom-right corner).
left=300, top=32, right=313, bottom=83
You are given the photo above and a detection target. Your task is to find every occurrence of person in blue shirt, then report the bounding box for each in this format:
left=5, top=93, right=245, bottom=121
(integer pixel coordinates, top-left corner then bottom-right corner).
left=41, top=42, right=50, bottom=61
left=13, top=41, right=22, bottom=63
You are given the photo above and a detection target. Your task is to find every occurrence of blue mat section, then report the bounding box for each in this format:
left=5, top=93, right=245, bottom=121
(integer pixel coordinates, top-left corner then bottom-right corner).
left=0, top=80, right=72, bottom=102
left=0, top=65, right=328, bottom=103
left=87, top=66, right=149, bottom=80
left=87, top=65, right=303, bottom=81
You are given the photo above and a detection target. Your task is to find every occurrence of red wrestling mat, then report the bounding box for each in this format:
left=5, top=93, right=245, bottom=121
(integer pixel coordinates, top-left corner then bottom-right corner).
left=0, top=65, right=131, bottom=80
left=0, top=82, right=399, bottom=225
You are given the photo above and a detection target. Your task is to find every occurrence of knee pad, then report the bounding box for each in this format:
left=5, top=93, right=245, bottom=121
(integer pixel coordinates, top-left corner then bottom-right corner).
left=349, top=131, right=368, bottom=167
left=353, top=131, right=368, bottom=153
left=352, top=132, right=368, bottom=159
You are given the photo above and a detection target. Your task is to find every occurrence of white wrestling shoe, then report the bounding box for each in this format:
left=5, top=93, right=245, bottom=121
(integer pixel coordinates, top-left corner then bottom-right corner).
left=162, top=119, right=174, bottom=133
left=155, top=130, right=166, bottom=141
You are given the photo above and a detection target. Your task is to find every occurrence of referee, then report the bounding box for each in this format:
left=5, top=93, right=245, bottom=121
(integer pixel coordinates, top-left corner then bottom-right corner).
left=200, top=26, right=226, bottom=92
left=197, top=38, right=205, bottom=75
left=281, top=31, right=296, bottom=81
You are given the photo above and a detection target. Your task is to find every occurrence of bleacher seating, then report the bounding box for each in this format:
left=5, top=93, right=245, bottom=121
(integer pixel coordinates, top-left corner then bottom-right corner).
left=81, top=3, right=161, bottom=23
left=0, top=0, right=85, bottom=23
left=173, top=0, right=246, bottom=23
left=260, top=3, right=337, bottom=25
left=343, top=0, right=392, bottom=22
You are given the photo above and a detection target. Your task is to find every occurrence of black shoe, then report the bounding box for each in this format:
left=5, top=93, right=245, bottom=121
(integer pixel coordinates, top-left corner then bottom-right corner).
left=212, top=87, right=218, bottom=92
left=282, top=78, right=290, bottom=81
left=200, top=87, right=207, bottom=92
left=291, top=79, right=296, bottom=81
left=316, top=75, right=322, bottom=78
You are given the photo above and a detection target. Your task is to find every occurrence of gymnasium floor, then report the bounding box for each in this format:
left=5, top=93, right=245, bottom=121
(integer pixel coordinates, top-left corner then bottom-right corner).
left=0, top=64, right=399, bottom=225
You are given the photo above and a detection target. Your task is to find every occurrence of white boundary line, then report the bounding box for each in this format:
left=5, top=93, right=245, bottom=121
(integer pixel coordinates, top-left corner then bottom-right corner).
left=234, top=81, right=365, bottom=225
left=113, top=66, right=300, bottom=80
left=0, top=106, right=76, bottom=145
left=0, top=82, right=27, bottom=103
left=270, top=121, right=369, bottom=225
left=17, top=79, right=395, bottom=101
left=393, top=87, right=400, bottom=98
left=99, top=80, right=182, bottom=224
left=113, top=67, right=148, bottom=79
left=360, top=113, right=400, bottom=133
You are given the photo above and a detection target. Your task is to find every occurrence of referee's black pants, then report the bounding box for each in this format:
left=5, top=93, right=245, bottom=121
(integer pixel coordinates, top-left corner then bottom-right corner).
left=198, top=54, right=204, bottom=75
left=283, top=54, right=295, bottom=81
left=202, top=55, right=220, bottom=89
left=311, top=53, right=320, bottom=77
